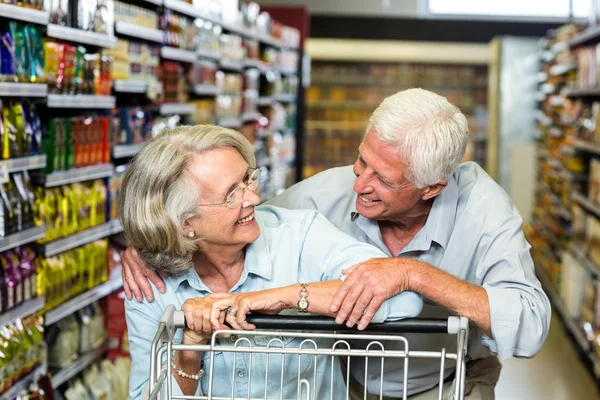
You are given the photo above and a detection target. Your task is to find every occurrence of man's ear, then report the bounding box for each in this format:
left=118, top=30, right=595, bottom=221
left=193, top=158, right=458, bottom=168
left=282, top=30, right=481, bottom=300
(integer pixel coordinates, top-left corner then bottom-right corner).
left=421, top=180, right=448, bottom=201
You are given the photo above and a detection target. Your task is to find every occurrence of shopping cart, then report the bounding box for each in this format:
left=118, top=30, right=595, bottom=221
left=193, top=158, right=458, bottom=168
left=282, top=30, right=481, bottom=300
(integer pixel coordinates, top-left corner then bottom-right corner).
left=147, top=305, right=469, bottom=400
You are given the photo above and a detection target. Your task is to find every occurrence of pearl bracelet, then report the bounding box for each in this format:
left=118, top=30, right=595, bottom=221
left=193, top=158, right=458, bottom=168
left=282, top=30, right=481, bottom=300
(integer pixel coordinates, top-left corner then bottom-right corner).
left=172, top=355, right=204, bottom=381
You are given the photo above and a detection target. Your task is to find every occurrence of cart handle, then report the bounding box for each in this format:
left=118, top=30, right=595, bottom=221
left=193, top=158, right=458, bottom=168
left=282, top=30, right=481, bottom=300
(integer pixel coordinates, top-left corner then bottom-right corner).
left=169, top=309, right=468, bottom=335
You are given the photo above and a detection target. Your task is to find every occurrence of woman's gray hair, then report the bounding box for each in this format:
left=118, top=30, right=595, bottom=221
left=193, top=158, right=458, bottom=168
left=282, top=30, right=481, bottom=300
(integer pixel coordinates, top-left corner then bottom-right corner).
left=118, top=125, right=256, bottom=274
left=367, top=88, right=469, bottom=189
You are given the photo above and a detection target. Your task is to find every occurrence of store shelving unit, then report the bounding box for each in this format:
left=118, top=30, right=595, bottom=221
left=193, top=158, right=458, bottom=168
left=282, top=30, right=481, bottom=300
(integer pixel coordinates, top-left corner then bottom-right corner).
left=219, top=58, right=245, bottom=72
left=0, top=364, right=47, bottom=400
left=51, top=343, right=110, bottom=388
left=192, top=84, right=220, bottom=96
left=532, top=26, right=600, bottom=386
left=160, top=47, right=197, bottom=63
left=0, top=3, right=305, bottom=396
left=0, top=296, right=45, bottom=328
left=0, top=225, right=46, bottom=253
left=114, top=21, right=164, bottom=43
left=113, top=80, right=148, bottom=94
left=46, top=24, right=117, bottom=48
left=0, top=83, right=47, bottom=97
left=45, top=271, right=123, bottom=326
left=0, top=3, right=48, bottom=25
left=47, top=94, right=116, bottom=109
left=159, top=103, right=196, bottom=116
left=113, top=143, right=144, bottom=159
left=36, top=164, right=115, bottom=187
left=39, top=220, right=123, bottom=258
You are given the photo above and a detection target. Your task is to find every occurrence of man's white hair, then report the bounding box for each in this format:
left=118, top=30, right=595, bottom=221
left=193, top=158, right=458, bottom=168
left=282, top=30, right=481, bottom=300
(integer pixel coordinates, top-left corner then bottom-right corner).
left=367, top=88, right=469, bottom=189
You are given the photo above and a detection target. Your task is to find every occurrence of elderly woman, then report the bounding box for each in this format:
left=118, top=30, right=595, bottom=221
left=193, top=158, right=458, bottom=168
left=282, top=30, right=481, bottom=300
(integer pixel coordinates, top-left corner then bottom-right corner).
left=120, top=125, right=422, bottom=399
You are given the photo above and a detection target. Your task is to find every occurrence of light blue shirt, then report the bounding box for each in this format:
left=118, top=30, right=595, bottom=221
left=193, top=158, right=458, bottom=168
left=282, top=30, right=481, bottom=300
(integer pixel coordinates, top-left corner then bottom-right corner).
left=125, top=206, right=423, bottom=399
left=267, top=162, right=551, bottom=397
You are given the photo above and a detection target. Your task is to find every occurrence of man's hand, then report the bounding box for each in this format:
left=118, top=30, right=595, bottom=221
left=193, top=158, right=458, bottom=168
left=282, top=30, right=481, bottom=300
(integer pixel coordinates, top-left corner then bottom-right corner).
left=330, top=258, right=414, bottom=330
left=121, top=246, right=166, bottom=302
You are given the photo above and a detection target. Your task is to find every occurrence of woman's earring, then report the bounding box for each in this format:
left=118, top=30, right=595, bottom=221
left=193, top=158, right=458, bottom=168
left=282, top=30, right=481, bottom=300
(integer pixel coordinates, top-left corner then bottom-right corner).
left=188, top=231, right=195, bottom=238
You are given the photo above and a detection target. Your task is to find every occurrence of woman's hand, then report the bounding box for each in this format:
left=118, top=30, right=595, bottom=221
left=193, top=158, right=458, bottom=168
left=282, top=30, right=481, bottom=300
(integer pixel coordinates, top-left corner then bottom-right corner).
left=182, top=293, right=233, bottom=343
left=210, top=289, right=291, bottom=331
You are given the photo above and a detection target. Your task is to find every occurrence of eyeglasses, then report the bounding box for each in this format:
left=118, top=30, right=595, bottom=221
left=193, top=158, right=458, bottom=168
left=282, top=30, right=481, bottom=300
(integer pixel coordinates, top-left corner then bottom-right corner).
left=198, top=168, right=261, bottom=209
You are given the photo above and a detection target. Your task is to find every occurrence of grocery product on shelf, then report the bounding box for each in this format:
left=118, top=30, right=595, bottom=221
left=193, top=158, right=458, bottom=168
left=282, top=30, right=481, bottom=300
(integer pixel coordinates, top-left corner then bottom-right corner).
left=44, top=40, right=113, bottom=95
left=105, top=39, right=160, bottom=83
left=35, top=179, right=108, bottom=243
left=0, top=101, right=43, bottom=159
left=0, top=22, right=45, bottom=83
left=0, top=173, right=39, bottom=238
left=48, top=0, right=115, bottom=36
left=160, top=9, right=192, bottom=50
left=38, top=239, right=108, bottom=311
left=160, top=60, right=188, bottom=103
left=111, top=106, right=153, bottom=145
left=0, top=246, right=38, bottom=312
left=0, top=316, right=45, bottom=394
left=114, top=1, right=158, bottom=30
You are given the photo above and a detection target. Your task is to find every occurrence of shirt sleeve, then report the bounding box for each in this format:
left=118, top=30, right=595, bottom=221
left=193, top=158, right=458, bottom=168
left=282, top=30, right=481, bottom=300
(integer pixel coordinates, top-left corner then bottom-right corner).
left=297, top=211, right=423, bottom=323
left=478, top=212, right=551, bottom=360
left=126, top=299, right=190, bottom=400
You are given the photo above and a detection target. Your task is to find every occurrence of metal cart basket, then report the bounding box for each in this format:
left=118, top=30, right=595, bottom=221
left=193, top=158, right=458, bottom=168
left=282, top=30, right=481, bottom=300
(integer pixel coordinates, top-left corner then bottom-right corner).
left=147, top=305, right=469, bottom=400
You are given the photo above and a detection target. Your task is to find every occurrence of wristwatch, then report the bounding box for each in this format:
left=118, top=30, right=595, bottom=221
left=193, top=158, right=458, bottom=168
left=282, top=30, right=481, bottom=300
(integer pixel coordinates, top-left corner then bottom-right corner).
left=297, top=283, right=309, bottom=313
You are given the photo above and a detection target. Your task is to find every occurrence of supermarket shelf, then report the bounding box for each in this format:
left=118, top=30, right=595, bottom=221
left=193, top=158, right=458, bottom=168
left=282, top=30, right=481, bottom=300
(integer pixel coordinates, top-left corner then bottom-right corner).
left=0, top=83, right=47, bottom=97
left=47, top=94, right=116, bottom=109
left=197, top=48, right=221, bottom=60
left=305, top=120, right=367, bottom=132
left=0, top=225, right=46, bottom=253
left=159, top=103, right=196, bottom=116
left=113, top=80, right=147, bottom=93
left=51, top=343, right=110, bottom=388
left=160, top=47, right=197, bottom=63
left=47, top=24, right=117, bottom=48
left=564, top=88, right=600, bottom=98
left=113, top=143, right=144, bottom=159
left=164, top=0, right=220, bottom=22
left=274, top=93, right=296, bottom=103
left=570, top=244, right=600, bottom=278
left=217, top=118, right=242, bottom=129
left=45, top=274, right=123, bottom=326
left=192, top=84, right=220, bottom=96
left=244, top=58, right=261, bottom=68
left=0, top=296, right=45, bottom=328
left=569, top=26, right=600, bottom=48
left=279, top=67, right=298, bottom=76
left=573, top=192, right=600, bottom=220
left=41, top=164, right=115, bottom=187
left=307, top=100, right=378, bottom=110
left=242, top=112, right=260, bottom=122
left=536, top=266, right=594, bottom=361
left=1, top=363, right=47, bottom=400
left=0, top=155, right=46, bottom=173
left=549, top=63, right=577, bottom=76
left=0, top=3, right=48, bottom=25
left=220, top=58, right=244, bottom=72
left=573, top=139, right=600, bottom=156
left=115, top=21, right=163, bottom=43
left=258, top=97, right=274, bottom=106
left=142, top=0, right=163, bottom=4
left=40, top=220, right=123, bottom=258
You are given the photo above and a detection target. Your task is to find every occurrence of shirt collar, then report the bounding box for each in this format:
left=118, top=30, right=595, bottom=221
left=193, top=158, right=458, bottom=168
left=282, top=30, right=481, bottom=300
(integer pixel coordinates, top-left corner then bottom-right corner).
left=348, top=174, right=459, bottom=251
left=422, top=174, right=458, bottom=250
left=172, top=219, right=274, bottom=293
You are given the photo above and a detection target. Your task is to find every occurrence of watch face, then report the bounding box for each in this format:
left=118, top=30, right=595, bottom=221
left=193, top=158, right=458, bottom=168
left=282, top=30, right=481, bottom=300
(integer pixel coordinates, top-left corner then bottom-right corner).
left=298, top=299, right=308, bottom=309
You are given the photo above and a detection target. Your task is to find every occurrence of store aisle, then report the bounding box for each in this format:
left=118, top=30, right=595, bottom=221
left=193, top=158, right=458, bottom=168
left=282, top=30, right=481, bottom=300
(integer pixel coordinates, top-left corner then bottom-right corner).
left=495, top=312, right=599, bottom=399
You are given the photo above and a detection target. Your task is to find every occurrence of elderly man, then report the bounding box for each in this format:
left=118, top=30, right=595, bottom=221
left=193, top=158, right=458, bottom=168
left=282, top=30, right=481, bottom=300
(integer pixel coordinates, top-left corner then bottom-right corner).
left=121, top=88, right=551, bottom=399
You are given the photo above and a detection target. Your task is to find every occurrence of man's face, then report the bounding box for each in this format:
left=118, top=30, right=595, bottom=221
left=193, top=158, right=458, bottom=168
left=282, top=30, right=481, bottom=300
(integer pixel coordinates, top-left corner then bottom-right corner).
left=352, top=130, right=423, bottom=221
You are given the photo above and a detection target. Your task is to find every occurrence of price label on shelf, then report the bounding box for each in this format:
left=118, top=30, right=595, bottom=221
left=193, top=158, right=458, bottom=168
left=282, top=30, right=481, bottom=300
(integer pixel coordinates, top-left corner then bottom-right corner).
left=0, top=164, right=8, bottom=184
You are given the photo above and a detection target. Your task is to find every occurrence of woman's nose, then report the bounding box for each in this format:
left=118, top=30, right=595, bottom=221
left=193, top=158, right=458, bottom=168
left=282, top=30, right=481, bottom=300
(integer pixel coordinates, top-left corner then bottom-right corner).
left=242, top=187, right=261, bottom=208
